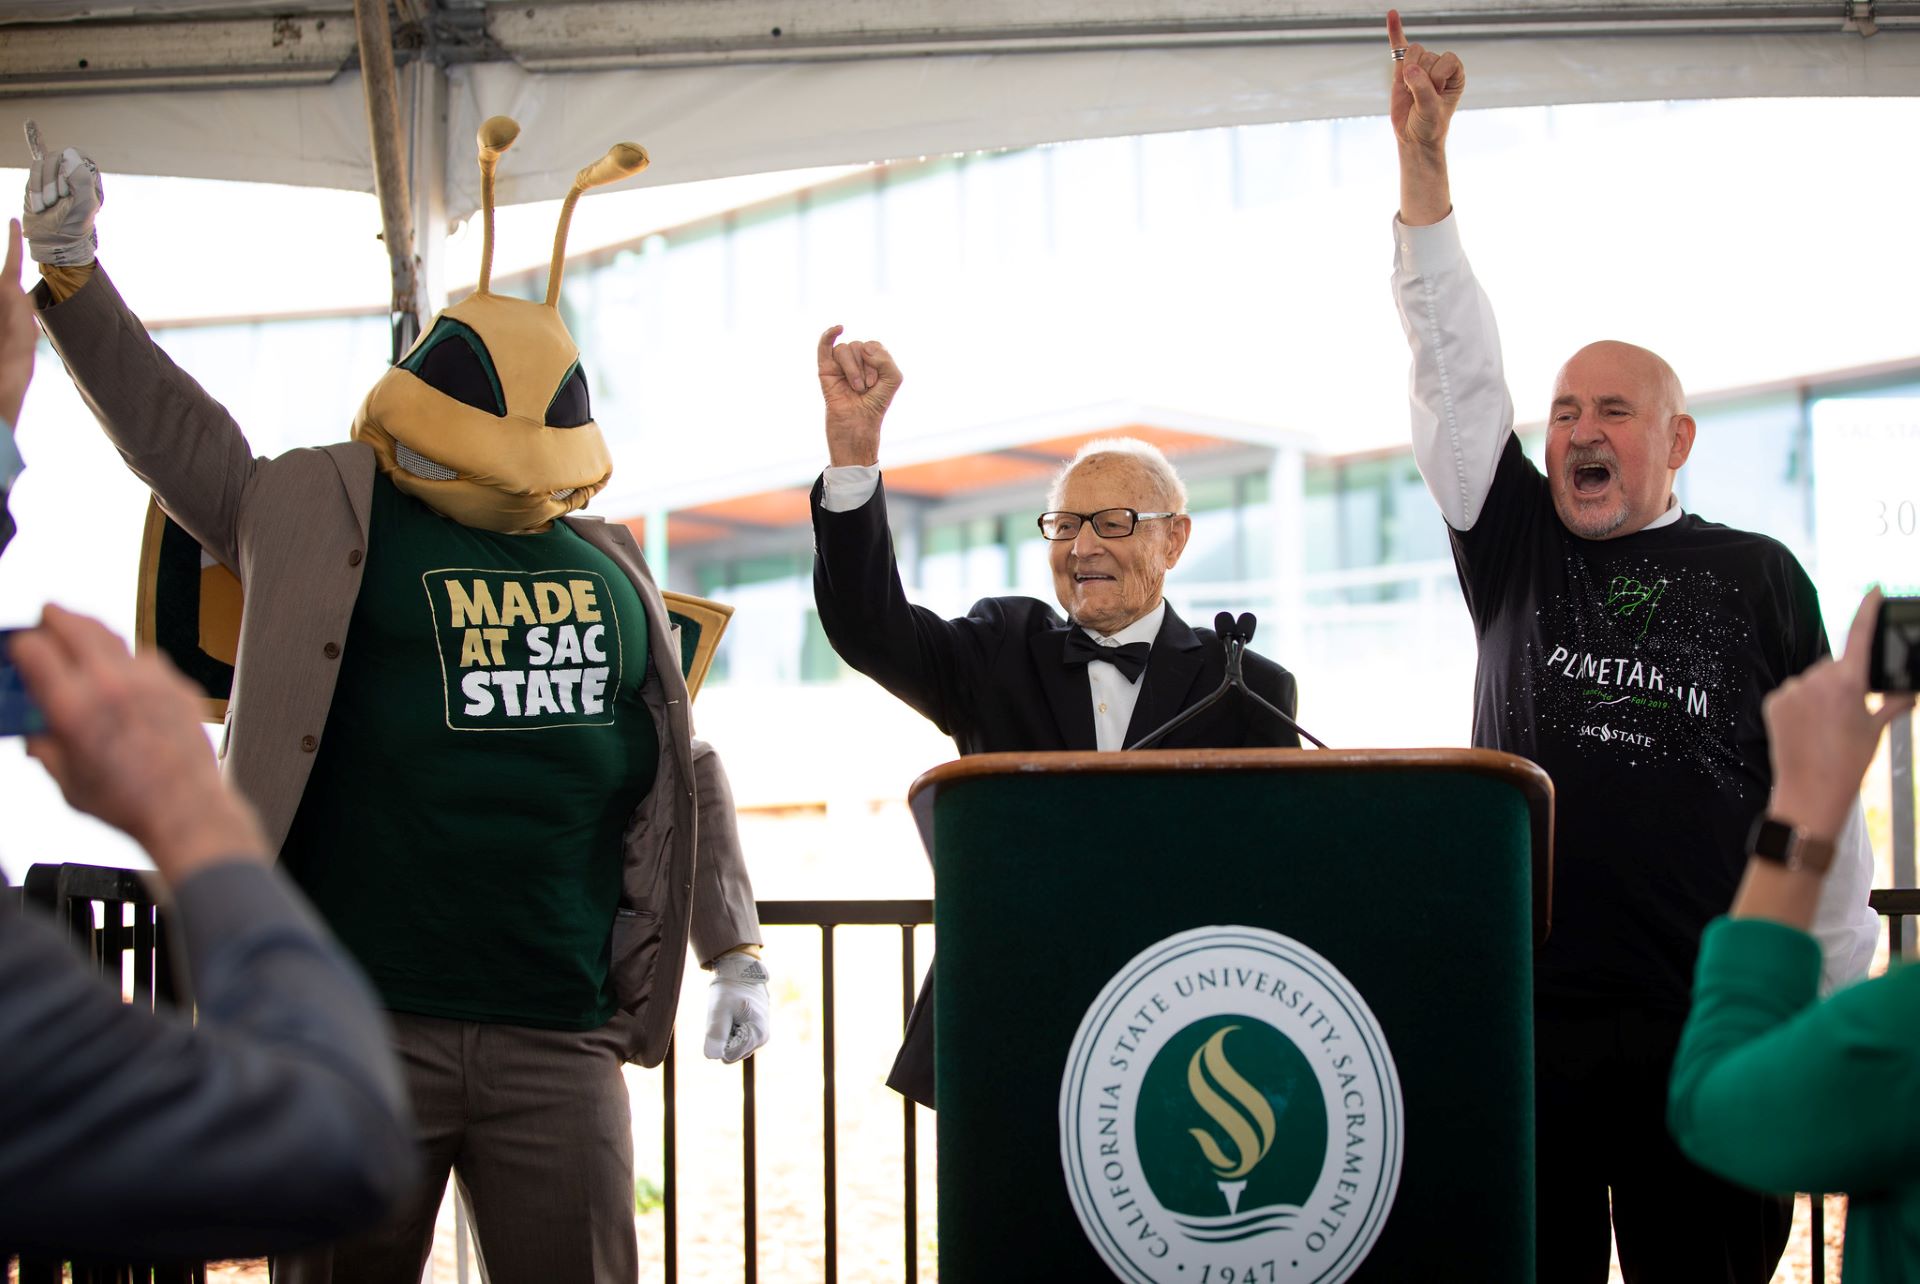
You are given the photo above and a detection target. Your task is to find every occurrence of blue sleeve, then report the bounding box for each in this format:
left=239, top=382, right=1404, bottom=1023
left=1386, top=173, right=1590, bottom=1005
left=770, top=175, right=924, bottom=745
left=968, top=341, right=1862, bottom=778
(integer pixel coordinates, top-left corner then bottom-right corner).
left=0, top=418, right=22, bottom=557
left=0, top=418, right=24, bottom=494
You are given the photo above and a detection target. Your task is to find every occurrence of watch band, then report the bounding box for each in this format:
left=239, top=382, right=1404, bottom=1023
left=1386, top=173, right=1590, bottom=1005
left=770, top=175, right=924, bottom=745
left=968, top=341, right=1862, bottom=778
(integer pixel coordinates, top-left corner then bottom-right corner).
left=1747, top=814, right=1837, bottom=875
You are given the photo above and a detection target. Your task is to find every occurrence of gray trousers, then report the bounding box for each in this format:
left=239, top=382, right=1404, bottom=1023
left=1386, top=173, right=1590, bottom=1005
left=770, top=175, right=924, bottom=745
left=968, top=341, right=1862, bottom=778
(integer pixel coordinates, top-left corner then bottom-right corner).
left=276, top=1011, right=637, bottom=1284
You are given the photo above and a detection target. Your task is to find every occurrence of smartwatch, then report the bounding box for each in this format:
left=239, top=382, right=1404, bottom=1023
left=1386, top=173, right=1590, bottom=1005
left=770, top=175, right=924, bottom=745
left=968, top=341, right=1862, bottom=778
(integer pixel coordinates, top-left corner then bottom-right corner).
left=1746, top=814, right=1837, bottom=875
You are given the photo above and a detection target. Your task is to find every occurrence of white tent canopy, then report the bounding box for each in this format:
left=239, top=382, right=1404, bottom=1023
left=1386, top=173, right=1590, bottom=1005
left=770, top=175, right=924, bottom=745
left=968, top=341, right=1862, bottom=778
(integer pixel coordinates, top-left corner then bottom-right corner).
left=0, top=0, right=1914, bottom=217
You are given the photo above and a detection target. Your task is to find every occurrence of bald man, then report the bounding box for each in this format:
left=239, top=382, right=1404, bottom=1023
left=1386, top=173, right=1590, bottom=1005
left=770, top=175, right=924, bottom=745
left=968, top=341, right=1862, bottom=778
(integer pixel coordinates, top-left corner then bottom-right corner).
left=1386, top=14, right=1877, bottom=1282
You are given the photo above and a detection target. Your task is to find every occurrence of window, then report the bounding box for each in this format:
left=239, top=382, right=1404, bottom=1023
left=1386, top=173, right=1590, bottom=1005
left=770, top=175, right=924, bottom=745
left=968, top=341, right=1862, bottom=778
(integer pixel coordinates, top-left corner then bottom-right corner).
left=1178, top=476, right=1241, bottom=583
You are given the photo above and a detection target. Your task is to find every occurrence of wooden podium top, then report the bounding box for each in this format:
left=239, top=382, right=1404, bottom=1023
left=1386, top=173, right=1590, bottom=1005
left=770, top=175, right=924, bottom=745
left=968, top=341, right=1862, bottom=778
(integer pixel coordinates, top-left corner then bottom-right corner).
left=909, top=746, right=1555, bottom=942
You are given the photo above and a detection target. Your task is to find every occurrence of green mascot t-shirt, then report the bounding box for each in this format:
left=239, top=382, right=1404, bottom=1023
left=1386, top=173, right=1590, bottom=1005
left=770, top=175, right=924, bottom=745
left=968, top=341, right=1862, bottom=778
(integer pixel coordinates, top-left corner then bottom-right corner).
left=282, top=474, right=659, bottom=1029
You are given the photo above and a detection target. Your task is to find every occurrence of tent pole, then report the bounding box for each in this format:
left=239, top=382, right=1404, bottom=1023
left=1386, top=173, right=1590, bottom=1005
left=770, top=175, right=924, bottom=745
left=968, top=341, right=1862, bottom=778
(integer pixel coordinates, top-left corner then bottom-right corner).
left=408, top=59, right=449, bottom=322
left=354, top=0, right=421, bottom=363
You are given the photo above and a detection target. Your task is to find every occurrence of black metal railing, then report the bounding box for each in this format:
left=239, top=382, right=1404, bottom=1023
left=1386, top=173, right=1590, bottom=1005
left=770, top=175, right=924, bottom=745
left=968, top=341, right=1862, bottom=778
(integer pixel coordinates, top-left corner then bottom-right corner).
left=16, top=867, right=1920, bottom=1283
left=11, top=865, right=204, bottom=1284
left=653, top=899, right=934, bottom=1284
left=7, top=870, right=934, bottom=1284
left=19, top=863, right=178, bottom=1010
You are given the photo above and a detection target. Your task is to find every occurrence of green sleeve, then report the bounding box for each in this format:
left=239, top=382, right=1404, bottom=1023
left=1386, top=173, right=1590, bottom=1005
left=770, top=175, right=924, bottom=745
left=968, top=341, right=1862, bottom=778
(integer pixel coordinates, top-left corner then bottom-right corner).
left=1669, top=916, right=1920, bottom=1196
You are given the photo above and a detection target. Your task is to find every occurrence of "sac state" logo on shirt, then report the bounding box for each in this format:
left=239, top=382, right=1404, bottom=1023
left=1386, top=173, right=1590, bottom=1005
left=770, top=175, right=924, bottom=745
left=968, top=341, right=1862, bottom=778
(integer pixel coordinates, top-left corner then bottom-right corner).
left=424, top=569, right=624, bottom=730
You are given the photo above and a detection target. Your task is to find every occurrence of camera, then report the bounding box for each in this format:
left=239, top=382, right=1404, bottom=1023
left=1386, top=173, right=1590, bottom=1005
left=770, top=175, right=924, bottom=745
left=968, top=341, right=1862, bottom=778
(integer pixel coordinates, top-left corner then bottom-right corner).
left=1871, top=596, right=1920, bottom=694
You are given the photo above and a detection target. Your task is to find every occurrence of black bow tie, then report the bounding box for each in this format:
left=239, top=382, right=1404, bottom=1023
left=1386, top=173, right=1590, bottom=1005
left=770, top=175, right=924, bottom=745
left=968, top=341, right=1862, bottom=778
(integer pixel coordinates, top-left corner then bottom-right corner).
left=1062, top=629, right=1151, bottom=683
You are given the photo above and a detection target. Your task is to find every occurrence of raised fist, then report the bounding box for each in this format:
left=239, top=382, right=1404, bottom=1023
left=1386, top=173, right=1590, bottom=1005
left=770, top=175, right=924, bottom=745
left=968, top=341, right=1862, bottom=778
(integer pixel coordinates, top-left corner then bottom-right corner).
left=817, top=324, right=903, bottom=469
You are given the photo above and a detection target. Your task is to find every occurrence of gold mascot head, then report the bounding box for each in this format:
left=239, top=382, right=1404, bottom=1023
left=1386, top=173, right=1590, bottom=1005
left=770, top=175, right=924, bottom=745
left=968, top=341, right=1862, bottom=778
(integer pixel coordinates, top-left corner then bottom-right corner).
left=352, top=116, right=647, bottom=533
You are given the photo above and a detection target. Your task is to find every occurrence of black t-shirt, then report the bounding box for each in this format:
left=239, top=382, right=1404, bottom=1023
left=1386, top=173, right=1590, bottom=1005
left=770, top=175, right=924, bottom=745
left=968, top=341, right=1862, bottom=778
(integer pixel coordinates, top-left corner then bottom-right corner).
left=1453, top=436, right=1828, bottom=1012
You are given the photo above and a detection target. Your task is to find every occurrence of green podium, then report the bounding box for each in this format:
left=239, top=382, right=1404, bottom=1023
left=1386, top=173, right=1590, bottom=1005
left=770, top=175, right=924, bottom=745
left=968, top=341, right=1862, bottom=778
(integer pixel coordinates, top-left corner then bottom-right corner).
left=908, top=748, right=1552, bottom=1283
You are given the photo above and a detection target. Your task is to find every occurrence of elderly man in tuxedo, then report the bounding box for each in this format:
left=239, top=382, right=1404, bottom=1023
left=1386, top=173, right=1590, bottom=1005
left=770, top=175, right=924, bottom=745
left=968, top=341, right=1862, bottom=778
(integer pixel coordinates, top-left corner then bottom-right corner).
left=809, top=326, right=1302, bottom=1106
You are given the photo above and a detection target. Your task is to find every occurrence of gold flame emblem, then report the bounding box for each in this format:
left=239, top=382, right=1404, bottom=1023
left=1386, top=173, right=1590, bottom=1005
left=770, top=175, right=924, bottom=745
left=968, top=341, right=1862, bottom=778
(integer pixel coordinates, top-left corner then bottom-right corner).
left=1185, top=1025, right=1275, bottom=1180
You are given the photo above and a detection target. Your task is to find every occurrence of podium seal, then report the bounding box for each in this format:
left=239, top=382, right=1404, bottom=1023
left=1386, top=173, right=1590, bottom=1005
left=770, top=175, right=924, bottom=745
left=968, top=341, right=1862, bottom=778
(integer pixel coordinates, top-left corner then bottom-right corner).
left=1059, top=925, right=1404, bottom=1284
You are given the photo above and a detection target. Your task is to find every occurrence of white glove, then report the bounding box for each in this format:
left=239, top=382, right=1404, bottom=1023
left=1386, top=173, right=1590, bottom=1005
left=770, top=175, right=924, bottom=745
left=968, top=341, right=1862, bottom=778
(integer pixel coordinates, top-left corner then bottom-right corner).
left=22, top=123, right=103, bottom=267
left=703, top=950, right=771, bottom=1064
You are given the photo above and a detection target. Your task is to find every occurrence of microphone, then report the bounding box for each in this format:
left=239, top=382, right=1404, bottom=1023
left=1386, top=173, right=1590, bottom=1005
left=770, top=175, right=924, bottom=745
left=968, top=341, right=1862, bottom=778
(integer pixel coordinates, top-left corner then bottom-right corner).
left=1127, top=610, right=1327, bottom=750
left=1211, top=612, right=1258, bottom=647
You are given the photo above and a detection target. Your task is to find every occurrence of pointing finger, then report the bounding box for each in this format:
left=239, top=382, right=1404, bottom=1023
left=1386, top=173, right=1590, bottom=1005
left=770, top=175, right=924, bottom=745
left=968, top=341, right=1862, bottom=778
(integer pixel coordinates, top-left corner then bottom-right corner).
left=1387, top=9, right=1406, bottom=50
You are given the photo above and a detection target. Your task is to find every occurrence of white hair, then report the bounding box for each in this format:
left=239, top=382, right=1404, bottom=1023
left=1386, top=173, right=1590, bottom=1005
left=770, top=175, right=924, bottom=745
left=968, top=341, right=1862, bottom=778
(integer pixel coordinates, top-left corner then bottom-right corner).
left=1047, top=438, right=1189, bottom=513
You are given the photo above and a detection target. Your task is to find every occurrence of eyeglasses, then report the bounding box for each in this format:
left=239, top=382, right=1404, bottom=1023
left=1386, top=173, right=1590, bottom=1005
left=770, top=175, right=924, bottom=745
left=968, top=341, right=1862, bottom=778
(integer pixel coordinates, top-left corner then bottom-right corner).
left=1036, top=508, right=1178, bottom=541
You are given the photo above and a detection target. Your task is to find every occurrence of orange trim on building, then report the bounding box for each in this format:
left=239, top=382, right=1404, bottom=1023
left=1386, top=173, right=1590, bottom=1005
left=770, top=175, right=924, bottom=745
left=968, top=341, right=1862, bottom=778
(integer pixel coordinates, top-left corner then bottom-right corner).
left=624, top=422, right=1258, bottom=539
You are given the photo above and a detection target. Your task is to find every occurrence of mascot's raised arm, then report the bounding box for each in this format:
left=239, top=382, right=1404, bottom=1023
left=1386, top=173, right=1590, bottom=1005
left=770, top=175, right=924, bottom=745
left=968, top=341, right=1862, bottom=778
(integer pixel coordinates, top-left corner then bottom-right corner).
left=25, top=117, right=770, bottom=1283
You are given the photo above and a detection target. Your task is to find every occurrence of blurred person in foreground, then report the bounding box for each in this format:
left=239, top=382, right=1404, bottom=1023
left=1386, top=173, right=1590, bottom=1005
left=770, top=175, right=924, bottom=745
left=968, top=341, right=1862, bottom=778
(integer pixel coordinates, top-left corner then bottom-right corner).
left=1385, top=12, right=1879, bottom=1278
left=810, top=326, right=1302, bottom=1107
left=0, top=217, right=414, bottom=1259
left=1669, top=589, right=1918, bottom=1281
left=0, top=612, right=418, bottom=1258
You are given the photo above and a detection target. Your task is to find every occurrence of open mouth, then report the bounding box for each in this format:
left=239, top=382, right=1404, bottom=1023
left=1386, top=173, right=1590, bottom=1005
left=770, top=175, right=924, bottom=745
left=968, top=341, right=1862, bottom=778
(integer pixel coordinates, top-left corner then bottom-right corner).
left=1073, top=572, right=1116, bottom=584
left=397, top=441, right=579, bottom=502
left=1571, top=462, right=1614, bottom=496
left=397, top=441, right=457, bottom=482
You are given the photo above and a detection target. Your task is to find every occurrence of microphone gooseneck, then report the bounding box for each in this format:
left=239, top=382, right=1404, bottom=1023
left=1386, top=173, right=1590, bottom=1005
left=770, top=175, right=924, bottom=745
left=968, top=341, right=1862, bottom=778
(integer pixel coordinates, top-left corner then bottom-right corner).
left=1126, top=611, right=1328, bottom=750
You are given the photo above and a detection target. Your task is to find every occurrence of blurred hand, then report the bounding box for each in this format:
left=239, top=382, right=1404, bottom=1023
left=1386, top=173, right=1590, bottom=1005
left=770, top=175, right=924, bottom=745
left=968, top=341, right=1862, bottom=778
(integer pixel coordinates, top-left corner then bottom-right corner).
left=703, top=950, right=771, bottom=1064
left=817, top=325, right=902, bottom=468
left=21, top=126, right=103, bottom=268
left=1387, top=11, right=1466, bottom=153
left=1764, top=588, right=1914, bottom=841
left=0, top=220, right=34, bottom=426
left=11, top=604, right=267, bottom=884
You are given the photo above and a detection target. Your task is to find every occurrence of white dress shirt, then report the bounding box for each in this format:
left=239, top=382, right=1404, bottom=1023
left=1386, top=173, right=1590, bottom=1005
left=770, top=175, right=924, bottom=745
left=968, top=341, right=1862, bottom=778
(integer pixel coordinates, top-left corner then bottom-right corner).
left=1082, top=601, right=1166, bottom=751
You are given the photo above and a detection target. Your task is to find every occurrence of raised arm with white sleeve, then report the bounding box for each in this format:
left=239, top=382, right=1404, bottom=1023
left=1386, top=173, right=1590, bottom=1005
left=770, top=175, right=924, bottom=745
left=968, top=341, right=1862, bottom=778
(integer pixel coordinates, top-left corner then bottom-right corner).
left=1392, top=214, right=1514, bottom=533
left=1385, top=8, right=1511, bottom=533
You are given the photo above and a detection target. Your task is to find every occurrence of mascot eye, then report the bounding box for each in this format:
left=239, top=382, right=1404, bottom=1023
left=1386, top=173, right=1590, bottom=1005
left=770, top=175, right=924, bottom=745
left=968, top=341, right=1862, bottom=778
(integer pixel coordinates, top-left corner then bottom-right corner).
left=400, top=319, right=506, bottom=417
left=545, top=362, right=591, bottom=429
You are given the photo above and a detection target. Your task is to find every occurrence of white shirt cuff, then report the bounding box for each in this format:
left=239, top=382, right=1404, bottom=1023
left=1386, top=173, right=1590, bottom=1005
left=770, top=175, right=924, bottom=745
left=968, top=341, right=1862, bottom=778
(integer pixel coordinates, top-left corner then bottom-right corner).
left=1392, top=209, right=1466, bottom=277
left=820, top=465, right=881, bottom=513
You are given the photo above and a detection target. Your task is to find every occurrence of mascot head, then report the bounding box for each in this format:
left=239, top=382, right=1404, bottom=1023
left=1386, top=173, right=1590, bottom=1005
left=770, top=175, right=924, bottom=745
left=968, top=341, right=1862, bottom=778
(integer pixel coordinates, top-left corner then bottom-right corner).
left=352, top=116, right=645, bottom=533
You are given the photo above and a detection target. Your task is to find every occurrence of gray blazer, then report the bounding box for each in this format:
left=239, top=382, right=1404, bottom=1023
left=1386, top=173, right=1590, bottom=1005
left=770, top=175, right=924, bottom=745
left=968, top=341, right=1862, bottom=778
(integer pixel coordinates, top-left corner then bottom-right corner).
left=36, top=267, right=761, bottom=1066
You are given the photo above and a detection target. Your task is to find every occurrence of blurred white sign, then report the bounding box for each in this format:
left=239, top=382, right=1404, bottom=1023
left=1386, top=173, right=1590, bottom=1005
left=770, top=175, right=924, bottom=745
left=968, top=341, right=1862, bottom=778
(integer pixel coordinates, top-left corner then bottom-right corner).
left=1812, top=397, right=1920, bottom=644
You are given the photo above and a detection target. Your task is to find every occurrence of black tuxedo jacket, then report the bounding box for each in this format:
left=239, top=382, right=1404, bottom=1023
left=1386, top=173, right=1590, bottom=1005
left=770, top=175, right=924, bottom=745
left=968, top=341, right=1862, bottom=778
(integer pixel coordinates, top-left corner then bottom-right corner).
left=811, top=474, right=1304, bottom=1107
left=810, top=476, right=1300, bottom=754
